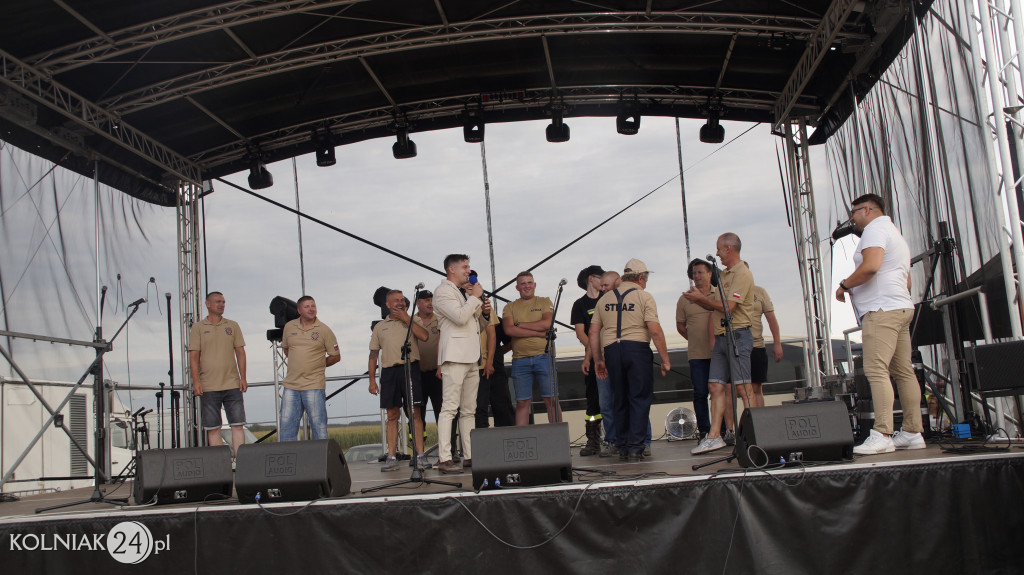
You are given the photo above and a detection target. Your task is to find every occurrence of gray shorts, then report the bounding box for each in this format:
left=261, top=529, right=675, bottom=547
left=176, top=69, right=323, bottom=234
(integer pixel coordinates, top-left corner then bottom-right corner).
left=201, top=388, right=246, bottom=430
left=709, top=328, right=753, bottom=385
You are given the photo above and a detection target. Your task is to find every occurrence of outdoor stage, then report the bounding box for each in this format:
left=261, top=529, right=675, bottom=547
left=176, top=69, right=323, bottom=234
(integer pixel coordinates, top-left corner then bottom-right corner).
left=2, top=438, right=1022, bottom=574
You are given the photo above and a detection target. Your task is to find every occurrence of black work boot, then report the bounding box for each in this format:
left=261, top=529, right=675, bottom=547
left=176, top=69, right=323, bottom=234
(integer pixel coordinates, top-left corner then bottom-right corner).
left=580, top=419, right=602, bottom=456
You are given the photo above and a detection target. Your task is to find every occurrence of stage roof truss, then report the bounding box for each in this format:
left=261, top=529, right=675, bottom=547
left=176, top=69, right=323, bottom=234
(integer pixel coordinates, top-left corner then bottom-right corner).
left=0, top=1, right=924, bottom=205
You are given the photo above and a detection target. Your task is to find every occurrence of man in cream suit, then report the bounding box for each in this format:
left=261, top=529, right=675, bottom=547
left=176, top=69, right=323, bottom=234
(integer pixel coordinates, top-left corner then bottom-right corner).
left=433, top=254, right=491, bottom=474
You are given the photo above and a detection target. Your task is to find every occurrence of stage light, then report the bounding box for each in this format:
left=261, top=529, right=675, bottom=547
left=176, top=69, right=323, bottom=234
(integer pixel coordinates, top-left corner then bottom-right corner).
left=463, top=110, right=485, bottom=143
left=546, top=110, right=570, bottom=143
left=616, top=98, right=641, bottom=135
left=312, top=132, right=335, bottom=167
left=392, top=126, right=417, bottom=159
left=700, top=108, right=725, bottom=144
left=248, top=160, right=273, bottom=189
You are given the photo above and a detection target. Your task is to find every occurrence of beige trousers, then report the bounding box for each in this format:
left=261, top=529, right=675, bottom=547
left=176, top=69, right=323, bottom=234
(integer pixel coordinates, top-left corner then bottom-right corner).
left=438, top=361, right=479, bottom=461
left=861, top=308, right=923, bottom=434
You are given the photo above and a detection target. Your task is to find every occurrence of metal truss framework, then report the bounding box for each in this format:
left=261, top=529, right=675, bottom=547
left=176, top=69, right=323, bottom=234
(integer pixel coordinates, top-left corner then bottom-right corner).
left=773, top=0, right=858, bottom=131
left=72, top=12, right=859, bottom=115
left=195, top=84, right=819, bottom=168
left=176, top=181, right=204, bottom=447
left=971, top=0, right=1024, bottom=339
left=0, top=49, right=202, bottom=185
left=783, top=119, right=834, bottom=386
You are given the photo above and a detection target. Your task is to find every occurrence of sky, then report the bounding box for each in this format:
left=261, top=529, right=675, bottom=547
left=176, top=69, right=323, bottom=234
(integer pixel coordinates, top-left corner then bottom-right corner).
left=1, top=115, right=858, bottom=427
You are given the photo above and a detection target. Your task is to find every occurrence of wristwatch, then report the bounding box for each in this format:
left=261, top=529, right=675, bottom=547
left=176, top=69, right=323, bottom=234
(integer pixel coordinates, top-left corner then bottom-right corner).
left=839, top=280, right=850, bottom=291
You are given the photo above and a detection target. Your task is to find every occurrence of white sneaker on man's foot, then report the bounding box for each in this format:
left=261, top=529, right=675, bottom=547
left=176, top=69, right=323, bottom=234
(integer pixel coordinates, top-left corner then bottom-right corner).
left=891, top=430, right=926, bottom=450
left=853, top=429, right=895, bottom=455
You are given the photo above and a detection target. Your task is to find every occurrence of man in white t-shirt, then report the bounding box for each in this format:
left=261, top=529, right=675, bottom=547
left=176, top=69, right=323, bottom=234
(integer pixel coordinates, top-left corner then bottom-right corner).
left=836, top=193, right=924, bottom=455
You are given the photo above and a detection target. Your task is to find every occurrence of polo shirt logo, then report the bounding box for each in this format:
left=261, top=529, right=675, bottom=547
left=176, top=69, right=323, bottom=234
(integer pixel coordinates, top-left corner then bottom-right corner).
left=225, top=327, right=233, bottom=336
left=311, top=332, right=320, bottom=340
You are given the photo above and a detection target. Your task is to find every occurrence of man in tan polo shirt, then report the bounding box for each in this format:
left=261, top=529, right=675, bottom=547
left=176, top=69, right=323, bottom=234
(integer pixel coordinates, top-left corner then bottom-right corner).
left=280, top=295, right=340, bottom=441
left=684, top=233, right=755, bottom=455
left=188, top=291, right=247, bottom=455
left=369, top=290, right=430, bottom=471
left=588, top=259, right=671, bottom=462
left=676, top=259, right=715, bottom=440
left=503, top=272, right=558, bottom=426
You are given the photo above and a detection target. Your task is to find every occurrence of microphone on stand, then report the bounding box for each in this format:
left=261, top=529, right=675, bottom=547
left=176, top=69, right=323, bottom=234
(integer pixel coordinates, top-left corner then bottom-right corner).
left=414, top=282, right=425, bottom=290
left=558, top=278, right=567, bottom=287
left=128, top=297, right=146, bottom=308
left=831, top=218, right=861, bottom=241
left=706, top=255, right=720, bottom=287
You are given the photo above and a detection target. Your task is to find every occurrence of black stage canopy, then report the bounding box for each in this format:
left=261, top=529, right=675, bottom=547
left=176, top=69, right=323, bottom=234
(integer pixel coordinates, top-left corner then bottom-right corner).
left=0, top=1, right=928, bottom=206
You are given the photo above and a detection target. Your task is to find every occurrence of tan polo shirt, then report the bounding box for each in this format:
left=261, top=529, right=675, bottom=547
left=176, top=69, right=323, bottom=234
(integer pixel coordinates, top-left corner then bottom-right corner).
left=281, top=318, right=340, bottom=390
left=592, top=282, right=659, bottom=347
left=503, top=296, right=553, bottom=359
left=750, top=286, right=775, bottom=348
left=676, top=292, right=713, bottom=360
left=370, top=318, right=422, bottom=368
left=711, top=263, right=755, bottom=336
left=478, top=312, right=499, bottom=369
left=414, top=313, right=439, bottom=370
left=188, top=317, right=245, bottom=392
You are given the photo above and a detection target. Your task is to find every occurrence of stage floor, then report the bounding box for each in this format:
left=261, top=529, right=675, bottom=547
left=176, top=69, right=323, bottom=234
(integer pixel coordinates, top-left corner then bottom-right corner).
left=2, top=437, right=1023, bottom=574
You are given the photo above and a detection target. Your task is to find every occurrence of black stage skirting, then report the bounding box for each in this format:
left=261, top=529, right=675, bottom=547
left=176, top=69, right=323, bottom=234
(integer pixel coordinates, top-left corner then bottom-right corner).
left=2, top=454, right=1022, bottom=574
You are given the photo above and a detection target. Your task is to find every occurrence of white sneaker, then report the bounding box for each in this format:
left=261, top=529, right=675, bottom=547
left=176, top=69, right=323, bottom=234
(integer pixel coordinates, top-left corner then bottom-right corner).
left=691, top=436, right=727, bottom=455
left=854, top=429, right=895, bottom=455
left=891, top=430, right=926, bottom=450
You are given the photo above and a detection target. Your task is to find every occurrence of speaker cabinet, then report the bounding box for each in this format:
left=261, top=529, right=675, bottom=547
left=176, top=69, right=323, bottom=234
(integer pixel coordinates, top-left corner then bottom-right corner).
left=470, top=422, right=572, bottom=490
left=735, top=401, right=854, bottom=468
left=235, top=439, right=351, bottom=503
left=133, top=446, right=233, bottom=505
left=970, top=340, right=1024, bottom=392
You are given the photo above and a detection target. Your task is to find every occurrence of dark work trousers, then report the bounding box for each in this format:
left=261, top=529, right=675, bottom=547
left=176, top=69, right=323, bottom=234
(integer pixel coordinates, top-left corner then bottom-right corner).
left=584, top=358, right=600, bottom=417
left=605, top=340, right=654, bottom=455
left=419, top=368, right=443, bottom=426
left=476, top=357, right=515, bottom=428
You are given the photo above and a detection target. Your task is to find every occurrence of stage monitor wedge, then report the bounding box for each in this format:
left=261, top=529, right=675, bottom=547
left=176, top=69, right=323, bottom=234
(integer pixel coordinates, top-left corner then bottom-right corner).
left=735, top=401, right=854, bottom=468
left=133, top=445, right=234, bottom=505
left=471, top=422, right=572, bottom=490
left=235, top=439, right=351, bottom=503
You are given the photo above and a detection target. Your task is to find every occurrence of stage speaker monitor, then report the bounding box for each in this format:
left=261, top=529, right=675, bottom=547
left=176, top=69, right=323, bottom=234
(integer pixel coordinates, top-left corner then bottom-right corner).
left=133, top=445, right=233, bottom=505
left=235, top=438, right=351, bottom=504
left=735, top=401, right=854, bottom=468
left=970, top=340, right=1024, bottom=392
left=471, top=422, right=572, bottom=490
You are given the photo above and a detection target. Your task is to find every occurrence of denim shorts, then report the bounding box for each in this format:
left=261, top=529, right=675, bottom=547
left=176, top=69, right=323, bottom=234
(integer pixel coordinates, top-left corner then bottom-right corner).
left=709, top=328, right=753, bottom=385
left=201, top=388, right=246, bottom=430
left=510, top=353, right=554, bottom=401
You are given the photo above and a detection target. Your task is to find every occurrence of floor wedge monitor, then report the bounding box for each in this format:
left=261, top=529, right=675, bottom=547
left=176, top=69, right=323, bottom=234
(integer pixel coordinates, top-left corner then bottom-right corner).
left=735, top=401, right=854, bottom=468
left=471, top=422, right=572, bottom=490
left=133, top=445, right=233, bottom=505
left=235, top=438, right=351, bottom=503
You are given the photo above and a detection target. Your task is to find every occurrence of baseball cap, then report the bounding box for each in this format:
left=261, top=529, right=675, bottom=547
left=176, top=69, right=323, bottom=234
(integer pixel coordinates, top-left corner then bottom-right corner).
left=576, top=264, right=605, bottom=289
left=623, top=258, right=651, bottom=274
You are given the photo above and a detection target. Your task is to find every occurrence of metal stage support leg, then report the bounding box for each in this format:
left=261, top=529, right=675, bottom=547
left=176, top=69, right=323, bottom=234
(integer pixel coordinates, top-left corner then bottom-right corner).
left=177, top=179, right=205, bottom=447
left=782, top=120, right=835, bottom=386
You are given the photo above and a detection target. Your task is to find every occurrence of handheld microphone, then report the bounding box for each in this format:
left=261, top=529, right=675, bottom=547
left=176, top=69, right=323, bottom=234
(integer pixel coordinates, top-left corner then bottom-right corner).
left=558, top=278, right=567, bottom=287
left=831, top=218, right=861, bottom=241
left=414, top=282, right=425, bottom=290
left=128, top=297, right=146, bottom=307
left=469, top=273, right=478, bottom=285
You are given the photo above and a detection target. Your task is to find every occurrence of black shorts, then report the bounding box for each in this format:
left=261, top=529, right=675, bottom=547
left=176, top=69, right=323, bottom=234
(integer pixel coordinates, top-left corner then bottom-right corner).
left=750, top=346, right=768, bottom=384
left=380, top=361, right=424, bottom=409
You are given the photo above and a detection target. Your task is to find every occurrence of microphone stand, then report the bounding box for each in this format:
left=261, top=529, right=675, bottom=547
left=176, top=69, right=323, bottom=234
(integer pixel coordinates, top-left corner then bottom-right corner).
left=36, top=302, right=144, bottom=512
left=693, top=259, right=743, bottom=471
left=363, top=284, right=462, bottom=493
left=544, top=280, right=567, bottom=423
